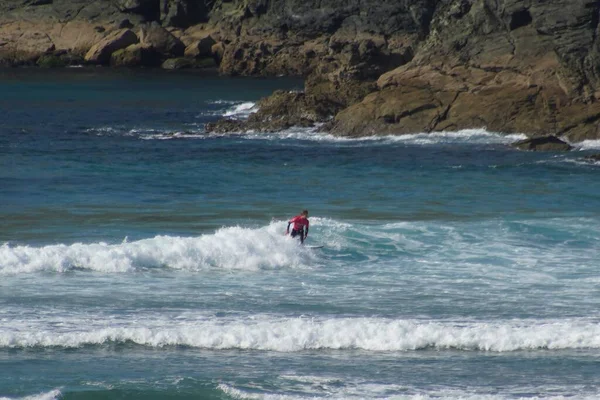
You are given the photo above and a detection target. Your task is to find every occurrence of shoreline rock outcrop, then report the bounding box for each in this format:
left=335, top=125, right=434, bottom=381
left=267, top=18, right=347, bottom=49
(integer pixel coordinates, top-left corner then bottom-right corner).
left=1, top=0, right=600, bottom=142
left=512, top=136, right=573, bottom=152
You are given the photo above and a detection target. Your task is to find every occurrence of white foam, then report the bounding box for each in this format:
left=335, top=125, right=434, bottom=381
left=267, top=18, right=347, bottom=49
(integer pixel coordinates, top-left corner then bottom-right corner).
left=0, top=222, right=316, bottom=274
left=138, top=130, right=206, bottom=140
left=223, top=102, right=258, bottom=119
left=572, top=139, right=600, bottom=151
left=207, top=100, right=238, bottom=105
left=365, top=129, right=527, bottom=145
left=219, top=382, right=600, bottom=400
left=0, top=390, right=62, bottom=400
left=2, top=314, right=600, bottom=351
left=235, top=127, right=527, bottom=146
left=87, top=123, right=527, bottom=145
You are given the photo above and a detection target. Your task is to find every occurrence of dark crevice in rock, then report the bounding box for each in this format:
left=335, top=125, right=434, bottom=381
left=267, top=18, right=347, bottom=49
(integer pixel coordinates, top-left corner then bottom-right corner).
left=582, top=112, right=600, bottom=125
left=509, top=9, right=532, bottom=31
left=24, top=0, right=53, bottom=6
left=382, top=103, right=438, bottom=124
left=589, top=2, right=599, bottom=45
left=418, top=0, right=438, bottom=37
left=120, top=0, right=161, bottom=22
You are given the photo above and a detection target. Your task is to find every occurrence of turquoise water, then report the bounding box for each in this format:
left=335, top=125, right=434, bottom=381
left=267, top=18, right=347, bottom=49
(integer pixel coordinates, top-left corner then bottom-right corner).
left=2, top=69, right=600, bottom=400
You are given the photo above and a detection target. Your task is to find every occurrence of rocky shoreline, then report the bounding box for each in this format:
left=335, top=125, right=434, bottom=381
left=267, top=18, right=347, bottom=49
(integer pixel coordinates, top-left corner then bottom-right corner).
left=2, top=0, right=600, bottom=145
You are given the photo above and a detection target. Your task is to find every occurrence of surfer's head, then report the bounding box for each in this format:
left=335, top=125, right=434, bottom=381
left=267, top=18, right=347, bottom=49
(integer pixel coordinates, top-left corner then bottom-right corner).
left=302, top=210, right=308, bottom=217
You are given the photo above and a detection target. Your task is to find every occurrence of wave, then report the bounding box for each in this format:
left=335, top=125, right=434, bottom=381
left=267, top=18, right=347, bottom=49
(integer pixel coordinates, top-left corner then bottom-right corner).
left=219, top=382, right=600, bottom=400
left=2, top=314, right=600, bottom=352
left=85, top=126, right=207, bottom=140
left=223, top=102, right=258, bottom=119
left=572, top=139, right=600, bottom=151
left=0, top=390, right=61, bottom=400
left=3, top=216, right=599, bottom=276
left=0, top=222, right=318, bottom=274
left=84, top=122, right=529, bottom=146
left=221, top=127, right=528, bottom=146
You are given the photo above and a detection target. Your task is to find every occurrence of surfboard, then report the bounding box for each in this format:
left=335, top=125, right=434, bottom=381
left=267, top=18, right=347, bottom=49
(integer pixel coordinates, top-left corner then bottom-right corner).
left=305, top=245, right=324, bottom=249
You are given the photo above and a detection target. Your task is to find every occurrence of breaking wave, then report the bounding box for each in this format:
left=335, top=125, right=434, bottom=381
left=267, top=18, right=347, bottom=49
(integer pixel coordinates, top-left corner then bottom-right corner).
left=0, top=222, right=317, bottom=274
left=2, top=314, right=600, bottom=352
left=0, top=390, right=61, bottom=400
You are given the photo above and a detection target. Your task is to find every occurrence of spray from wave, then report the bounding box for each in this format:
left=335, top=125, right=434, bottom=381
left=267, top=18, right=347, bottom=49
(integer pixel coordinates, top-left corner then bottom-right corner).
left=0, top=222, right=317, bottom=275
left=223, top=102, right=258, bottom=119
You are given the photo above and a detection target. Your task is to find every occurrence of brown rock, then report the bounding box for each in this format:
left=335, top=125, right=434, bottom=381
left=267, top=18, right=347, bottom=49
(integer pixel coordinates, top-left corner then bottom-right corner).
left=110, top=43, right=160, bottom=67
left=84, top=29, right=139, bottom=64
left=184, top=35, right=215, bottom=58
left=16, top=31, right=55, bottom=59
left=211, top=42, right=224, bottom=64
left=139, top=22, right=184, bottom=57
left=512, top=136, right=573, bottom=152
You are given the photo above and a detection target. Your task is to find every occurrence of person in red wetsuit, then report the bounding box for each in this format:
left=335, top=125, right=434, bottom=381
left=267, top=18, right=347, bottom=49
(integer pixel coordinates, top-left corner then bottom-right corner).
left=287, top=210, right=309, bottom=244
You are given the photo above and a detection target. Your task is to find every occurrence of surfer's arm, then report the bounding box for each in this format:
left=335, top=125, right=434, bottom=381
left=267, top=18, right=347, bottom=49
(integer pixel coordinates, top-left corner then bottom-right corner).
left=304, top=223, right=309, bottom=238
left=286, top=221, right=292, bottom=234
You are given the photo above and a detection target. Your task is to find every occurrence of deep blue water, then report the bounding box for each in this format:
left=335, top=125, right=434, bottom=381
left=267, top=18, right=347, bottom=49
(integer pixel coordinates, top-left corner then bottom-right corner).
left=1, top=68, right=600, bottom=400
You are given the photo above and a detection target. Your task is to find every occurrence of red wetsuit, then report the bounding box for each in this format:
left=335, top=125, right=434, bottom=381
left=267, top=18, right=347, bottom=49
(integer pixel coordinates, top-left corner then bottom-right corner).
left=287, top=215, right=309, bottom=243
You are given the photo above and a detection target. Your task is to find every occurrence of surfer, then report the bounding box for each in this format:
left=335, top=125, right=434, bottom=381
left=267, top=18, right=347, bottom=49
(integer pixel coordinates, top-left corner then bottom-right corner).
left=287, top=210, right=309, bottom=244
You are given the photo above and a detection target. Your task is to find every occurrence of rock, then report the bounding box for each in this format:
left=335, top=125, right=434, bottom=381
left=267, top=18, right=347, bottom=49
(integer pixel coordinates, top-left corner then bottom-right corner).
left=194, top=56, right=218, bottom=68
left=184, top=35, right=215, bottom=58
left=161, top=57, right=193, bottom=69
left=117, top=19, right=134, bottom=29
left=15, top=31, right=55, bottom=62
left=211, top=42, right=224, bottom=64
left=206, top=90, right=332, bottom=134
left=584, top=154, right=600, bottom=162
left=36, top=53, right=65, bottom=68
left=139, top=22, right=184, bottom=57
left=84, top=29, right=139, bottom=64
left=115, top=0, right=157, bottom=15
left=110, top=43, right=160, bottom=67
left=512, top=136, right=573, bottom=152
left=205, top=119, right=245, bottom=134
left=2, top=0, right=600, bottom=143
left=160, top=0, right=210, bottom=28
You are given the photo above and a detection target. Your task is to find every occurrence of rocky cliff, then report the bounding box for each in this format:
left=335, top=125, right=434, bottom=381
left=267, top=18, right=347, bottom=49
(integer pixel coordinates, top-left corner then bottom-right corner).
left=1, top=0, right=599, bottom=141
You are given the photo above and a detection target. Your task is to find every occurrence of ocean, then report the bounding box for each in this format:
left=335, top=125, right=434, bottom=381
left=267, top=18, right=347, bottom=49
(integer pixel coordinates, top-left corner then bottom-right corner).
left=1, top=68, right=600, bottom=400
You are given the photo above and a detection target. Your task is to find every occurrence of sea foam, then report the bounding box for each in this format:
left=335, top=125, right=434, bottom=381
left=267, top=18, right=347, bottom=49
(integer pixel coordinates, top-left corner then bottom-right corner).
left=2, top=314, right=600, bottom=352
left=234, top=127, right=528, bottom=146
left=219, top=382, right=600, bottom=400
left=0, top=390, right=61, bottom=400
left=223, top=102, right=258, bottom=119
left=0, top=223, right=315, bottom=274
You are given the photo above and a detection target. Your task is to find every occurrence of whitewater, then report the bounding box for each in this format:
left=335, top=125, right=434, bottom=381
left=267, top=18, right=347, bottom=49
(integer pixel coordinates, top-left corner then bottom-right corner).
left=1, top=70, right=600, bottom=400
